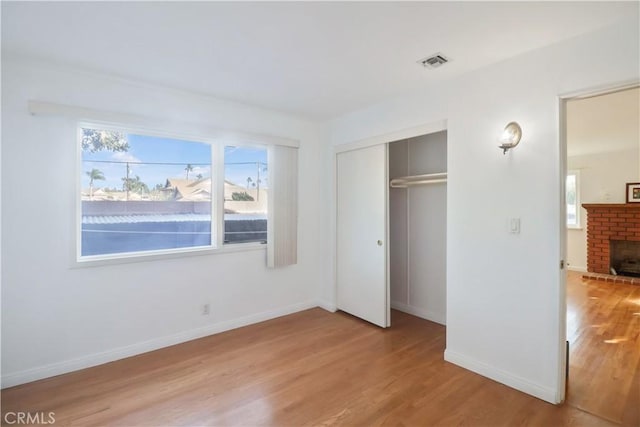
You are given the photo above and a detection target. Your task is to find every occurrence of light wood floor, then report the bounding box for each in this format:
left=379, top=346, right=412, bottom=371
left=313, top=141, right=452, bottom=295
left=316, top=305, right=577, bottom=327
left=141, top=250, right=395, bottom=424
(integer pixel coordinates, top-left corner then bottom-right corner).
left=1, top=280, right=637, bottom=426
left=566, top=271, right=640, bottom=426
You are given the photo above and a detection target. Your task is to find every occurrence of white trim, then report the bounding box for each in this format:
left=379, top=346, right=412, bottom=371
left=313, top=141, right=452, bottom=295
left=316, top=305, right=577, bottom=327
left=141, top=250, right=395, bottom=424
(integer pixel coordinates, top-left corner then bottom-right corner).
left=330, top=146, right=338, bottom=311
left=385, top=143, right=391, bottom=327
left=1, top=300, right=317, bottom=389
left=557, top=94, right=569, bottom=404
left=558, top=79, right=640, bottom=101
left=567, top=265, right=587, bottom=273
left=29, top=100, right=300, bottom=148
left=444, top=349, right=558, bottom=404
left=72, top=243, right=266, bottom=269
left=74, top=126, right=83, bottom=264
left=214, top=143, right=225, bottom=248
left=333, top=119, right=447, bottom=154
left=391, top=301, right=446, bottom=325
left=406, top=142, right=412, bottom=318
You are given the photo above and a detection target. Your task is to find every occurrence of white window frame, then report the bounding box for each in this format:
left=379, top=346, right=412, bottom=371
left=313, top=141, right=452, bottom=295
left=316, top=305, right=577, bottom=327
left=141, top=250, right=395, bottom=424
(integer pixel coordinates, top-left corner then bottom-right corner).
left=28, top=100, right=298, bottom=268
left=76, top=121, right=268, bottom=266
left=566, top=169, right=581, bottom=229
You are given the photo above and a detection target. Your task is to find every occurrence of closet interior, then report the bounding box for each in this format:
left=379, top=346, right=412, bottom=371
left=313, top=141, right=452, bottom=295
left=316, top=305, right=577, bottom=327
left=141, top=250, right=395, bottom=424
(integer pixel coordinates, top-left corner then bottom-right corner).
left=389, top=130, right=447, bottom=325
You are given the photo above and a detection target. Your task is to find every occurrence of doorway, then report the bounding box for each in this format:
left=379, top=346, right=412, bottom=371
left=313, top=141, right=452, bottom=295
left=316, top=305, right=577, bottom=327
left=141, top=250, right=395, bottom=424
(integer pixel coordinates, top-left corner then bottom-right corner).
left=562, top=85, right=640, bottom=424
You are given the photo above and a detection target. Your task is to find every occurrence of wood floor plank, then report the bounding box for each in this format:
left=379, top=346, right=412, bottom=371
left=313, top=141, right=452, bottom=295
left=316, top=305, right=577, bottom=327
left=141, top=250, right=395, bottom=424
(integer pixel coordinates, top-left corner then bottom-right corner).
left=2, top=292, right=636, bottom=426
left=566, top=271, right=640, bottom=426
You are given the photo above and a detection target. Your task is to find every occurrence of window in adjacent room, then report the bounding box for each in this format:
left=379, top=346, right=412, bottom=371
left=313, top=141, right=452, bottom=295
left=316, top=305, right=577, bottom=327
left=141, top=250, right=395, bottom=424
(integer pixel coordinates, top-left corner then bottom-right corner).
left=566, top=170, right=580, bottom=228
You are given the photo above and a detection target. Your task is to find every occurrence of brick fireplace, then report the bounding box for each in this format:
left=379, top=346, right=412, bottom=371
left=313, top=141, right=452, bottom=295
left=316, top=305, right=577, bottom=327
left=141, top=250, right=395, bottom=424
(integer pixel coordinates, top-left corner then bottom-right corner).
left=582, top=204, right=640, bottom=276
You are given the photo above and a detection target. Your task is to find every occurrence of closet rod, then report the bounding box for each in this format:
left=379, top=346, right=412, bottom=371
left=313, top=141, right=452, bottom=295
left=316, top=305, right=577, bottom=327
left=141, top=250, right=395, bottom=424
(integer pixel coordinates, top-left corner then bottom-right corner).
left=389, top=172, right=447, bottom=188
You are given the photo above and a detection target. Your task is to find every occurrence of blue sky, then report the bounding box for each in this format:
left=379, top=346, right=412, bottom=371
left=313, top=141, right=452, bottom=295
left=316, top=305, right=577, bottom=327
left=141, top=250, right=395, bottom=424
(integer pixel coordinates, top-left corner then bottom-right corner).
left=225, top=146, right=268, bottom=190
left=81, top=131, right=267, bottom=190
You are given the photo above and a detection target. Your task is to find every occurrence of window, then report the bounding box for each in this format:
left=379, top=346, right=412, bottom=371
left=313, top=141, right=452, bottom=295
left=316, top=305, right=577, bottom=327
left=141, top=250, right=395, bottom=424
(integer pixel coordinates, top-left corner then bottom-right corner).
left=79, top=125, right=269, bottom=261
left=224, top=146, right=268, bottom=244
left=566, top=170, right=580, bottom=228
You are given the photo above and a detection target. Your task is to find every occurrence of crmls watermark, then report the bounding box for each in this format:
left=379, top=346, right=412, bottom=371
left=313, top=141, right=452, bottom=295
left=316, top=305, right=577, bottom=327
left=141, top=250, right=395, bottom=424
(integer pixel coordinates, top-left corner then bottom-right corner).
left=3, top=412, right=56, bottom=425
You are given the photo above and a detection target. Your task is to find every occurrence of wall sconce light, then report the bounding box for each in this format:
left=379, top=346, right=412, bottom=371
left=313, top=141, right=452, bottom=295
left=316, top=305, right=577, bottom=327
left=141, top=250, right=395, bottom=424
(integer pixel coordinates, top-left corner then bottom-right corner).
left=498, top=121, right=522, bottom=154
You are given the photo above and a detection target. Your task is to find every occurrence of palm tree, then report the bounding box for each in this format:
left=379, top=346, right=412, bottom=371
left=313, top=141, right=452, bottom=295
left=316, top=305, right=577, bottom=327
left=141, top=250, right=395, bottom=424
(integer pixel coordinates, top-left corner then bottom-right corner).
left=86, top=168, right=105, bottom=199
left=185, top=164, right=194, bottom=180
left=246, top=176, right=253, bottom=189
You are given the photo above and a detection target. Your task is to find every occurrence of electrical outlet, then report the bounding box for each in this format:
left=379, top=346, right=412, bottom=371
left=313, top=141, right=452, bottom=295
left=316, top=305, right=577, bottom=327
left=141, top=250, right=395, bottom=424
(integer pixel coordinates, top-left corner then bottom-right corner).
left=202, top=303, right=210, bottom=316
left=508, top=217, right=521, bottom=234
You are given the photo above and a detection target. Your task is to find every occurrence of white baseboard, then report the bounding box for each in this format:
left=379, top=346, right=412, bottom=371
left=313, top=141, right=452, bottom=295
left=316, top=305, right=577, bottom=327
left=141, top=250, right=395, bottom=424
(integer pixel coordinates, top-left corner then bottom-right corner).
left=391, top=301, right=445, bottom=325
left=444, top=349, right=558, bottom=404
left=567, top=265, right=587, bottom=273
left=316, top=300, right=337, bottom=313
left=1, top=300, right=317, bottom=389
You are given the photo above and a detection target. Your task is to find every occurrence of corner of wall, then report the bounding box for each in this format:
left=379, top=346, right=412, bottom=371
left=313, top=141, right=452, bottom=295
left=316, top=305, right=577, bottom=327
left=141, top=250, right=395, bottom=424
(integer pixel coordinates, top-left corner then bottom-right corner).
left=316, top=300, right=337, bottom=313
left=443, top=349, right=559, bottom=404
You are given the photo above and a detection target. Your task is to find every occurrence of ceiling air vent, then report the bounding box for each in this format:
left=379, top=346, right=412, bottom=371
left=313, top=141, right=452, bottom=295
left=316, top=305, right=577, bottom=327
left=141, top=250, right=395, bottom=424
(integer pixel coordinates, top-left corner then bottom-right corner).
left=418, top=53, right=450, bottom=69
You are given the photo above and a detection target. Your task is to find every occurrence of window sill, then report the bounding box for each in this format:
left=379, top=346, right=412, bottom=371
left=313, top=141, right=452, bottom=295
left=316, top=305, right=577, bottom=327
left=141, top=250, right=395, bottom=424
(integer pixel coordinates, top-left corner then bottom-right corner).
left=72, top=242, right=266, bottom=269
left=567, top=226, right=583, bottom=230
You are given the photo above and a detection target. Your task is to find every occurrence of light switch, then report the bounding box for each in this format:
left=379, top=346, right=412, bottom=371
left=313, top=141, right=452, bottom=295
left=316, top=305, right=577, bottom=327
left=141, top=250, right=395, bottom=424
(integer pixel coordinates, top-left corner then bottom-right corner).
left=509, top=218, right=521, bottom=234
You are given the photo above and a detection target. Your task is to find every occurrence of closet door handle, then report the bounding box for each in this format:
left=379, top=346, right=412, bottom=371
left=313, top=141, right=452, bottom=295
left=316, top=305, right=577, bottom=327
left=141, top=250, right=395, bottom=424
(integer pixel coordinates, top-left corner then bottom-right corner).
left=377, top=240, right=383, bottom=246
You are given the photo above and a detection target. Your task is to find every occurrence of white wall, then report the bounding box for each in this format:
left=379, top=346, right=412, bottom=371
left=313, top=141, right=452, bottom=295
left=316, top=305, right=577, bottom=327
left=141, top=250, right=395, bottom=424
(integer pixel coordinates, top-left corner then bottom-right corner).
left=407, top=132, right=447, bottom=325
left=328, top=18, right=640, bottom=403
left=0, top=56, right=330, bottom=387
left=389, top=141, right=409, bottom=305
left=567, top=149, right=639, bottom=271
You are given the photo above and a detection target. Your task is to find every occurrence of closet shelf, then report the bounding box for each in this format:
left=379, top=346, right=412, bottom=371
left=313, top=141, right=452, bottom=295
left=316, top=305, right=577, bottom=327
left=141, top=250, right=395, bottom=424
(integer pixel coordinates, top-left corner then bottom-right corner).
left=389, top=172, right=447, bottom=188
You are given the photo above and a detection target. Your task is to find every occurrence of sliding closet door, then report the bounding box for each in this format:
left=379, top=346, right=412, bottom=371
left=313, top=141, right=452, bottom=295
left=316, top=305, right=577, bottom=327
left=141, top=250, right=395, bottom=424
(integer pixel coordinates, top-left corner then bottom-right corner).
left=336, top=144, right=389, bottom=328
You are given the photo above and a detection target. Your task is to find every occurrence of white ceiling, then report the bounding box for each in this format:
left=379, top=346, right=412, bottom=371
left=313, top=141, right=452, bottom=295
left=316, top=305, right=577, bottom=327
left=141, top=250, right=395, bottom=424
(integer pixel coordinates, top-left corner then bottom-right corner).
left=567, top=87, right=640, bottom=157
left=2, top=1, right=638, bottom=120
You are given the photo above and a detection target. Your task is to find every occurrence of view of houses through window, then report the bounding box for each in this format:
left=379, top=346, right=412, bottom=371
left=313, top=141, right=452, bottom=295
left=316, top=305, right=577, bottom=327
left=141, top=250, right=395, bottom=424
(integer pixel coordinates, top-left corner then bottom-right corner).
left=223, top=146, right=268, bottom=244
left=80, top=127, right=268, bottom=258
